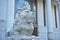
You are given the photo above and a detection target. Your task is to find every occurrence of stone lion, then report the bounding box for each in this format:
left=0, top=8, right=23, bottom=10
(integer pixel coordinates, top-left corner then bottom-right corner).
left=6, top=6, right=35, bottom=40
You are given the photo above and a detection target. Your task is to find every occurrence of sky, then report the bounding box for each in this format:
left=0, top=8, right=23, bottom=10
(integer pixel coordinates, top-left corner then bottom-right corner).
left=16, top=0, right=31, bottom=10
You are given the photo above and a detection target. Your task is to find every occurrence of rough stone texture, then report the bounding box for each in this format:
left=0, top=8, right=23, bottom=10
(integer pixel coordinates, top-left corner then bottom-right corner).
left=6, top=6, right=35, bottom=40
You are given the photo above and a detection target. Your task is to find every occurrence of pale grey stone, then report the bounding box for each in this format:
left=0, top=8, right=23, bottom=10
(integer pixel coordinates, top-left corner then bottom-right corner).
left=6, top=6, right=35, bottom=40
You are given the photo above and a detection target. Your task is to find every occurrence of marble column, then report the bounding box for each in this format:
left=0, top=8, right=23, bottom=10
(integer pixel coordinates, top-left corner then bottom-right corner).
left=46, top=0, right=54, bottom=40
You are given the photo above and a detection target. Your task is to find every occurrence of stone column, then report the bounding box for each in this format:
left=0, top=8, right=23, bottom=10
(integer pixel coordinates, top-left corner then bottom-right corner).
left=46, top=0, right=54, bottom=40
left=58, top=3, right=60, bottom=27
left=6, top=0, right=15, bottom=40
left=59, top=3, right=60, bottom=40
left=58, top=2, right=60, bottom=40
left=7, top=0, right=15, bottom=31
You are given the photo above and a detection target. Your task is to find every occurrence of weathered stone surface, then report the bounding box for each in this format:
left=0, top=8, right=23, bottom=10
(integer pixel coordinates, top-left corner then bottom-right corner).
left=6, top=6, right=35, bottom=40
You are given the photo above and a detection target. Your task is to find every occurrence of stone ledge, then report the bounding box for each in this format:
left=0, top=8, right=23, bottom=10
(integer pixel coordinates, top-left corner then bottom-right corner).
left=7, top=36, right=39, bottom=40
